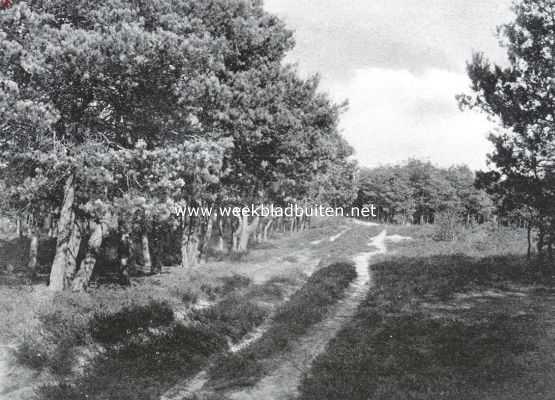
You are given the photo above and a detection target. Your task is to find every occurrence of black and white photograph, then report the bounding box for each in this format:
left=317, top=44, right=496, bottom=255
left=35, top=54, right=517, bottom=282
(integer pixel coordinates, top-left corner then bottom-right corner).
left=1, top=0, right=555, bottom=399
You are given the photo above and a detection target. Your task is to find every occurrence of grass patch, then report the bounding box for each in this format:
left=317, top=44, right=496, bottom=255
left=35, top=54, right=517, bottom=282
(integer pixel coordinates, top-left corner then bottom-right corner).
left=207, top=261, right=357, bottom=388
left=297, top=227, right=546, bottom=400
left=299, top=310, right=538, bottom=400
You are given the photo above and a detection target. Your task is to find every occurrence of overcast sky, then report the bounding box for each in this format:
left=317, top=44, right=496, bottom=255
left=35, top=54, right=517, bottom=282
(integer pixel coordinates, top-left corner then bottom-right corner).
left=264, top=0, right=514, bottom=170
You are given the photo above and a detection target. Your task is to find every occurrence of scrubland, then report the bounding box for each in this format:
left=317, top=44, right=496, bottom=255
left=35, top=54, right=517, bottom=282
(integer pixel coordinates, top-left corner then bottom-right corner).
left=2, top=219, right=553, bottom=400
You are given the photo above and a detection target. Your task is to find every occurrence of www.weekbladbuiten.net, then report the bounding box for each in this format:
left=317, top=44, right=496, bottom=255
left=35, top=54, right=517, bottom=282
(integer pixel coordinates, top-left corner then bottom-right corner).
left=171, top=204, right=377, bottom=218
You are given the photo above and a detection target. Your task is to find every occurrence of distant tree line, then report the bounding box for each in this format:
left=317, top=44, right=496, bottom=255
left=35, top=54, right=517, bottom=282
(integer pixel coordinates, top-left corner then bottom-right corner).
left=353, top=160, right=494, bottom=226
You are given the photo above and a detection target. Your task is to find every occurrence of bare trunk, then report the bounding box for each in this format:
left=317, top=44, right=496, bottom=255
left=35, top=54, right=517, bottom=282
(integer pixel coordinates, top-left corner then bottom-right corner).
left=237, top=215, right=249, bottom=252
left=42, top=214, right=50, bottom=234
left=215, top=218, right=226, bottom=252
left=71, top=221, right=104, bottom=291
left=181, top=226, right=199, bottom=269
left=263, top=219, right=273, bottom=241
left=236, top=215, right=259, bottom=253
left=538, top=225, right=545, bottom=256
left=64, top=221, right=82, bottom=285
left=141, top=233, right=152, bottom=272
left=217, top=236, right=225, bottom=252
left=527, top=223, right=532, bottom=260
left=297, top=217, right=303, bottom=232
left=232, top=216, right=242, bottom=252
left=27, top=229, right=38, bottom=275
left=49, top=175, right=75, bottom=291
left=255, top=225, right=262, bottom=243
left=118, top=233, right=131, bottom=286
left=199, top=214, right=215, bottom=264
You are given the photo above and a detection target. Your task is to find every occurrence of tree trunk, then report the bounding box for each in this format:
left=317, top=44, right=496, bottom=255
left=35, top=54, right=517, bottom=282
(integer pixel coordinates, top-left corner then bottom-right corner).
left=548, top=234, right=553, bottom=262
left=199, top=214, right=215, bottom=264
left=236, top=215, right=259, bottom=253
left=71, top=221, right=104, bottom=291
left=63, top=221, right=83, bottom=285
left=27, top=228, right=38, bottom=276
left=49, top=175, right=75, bottom=291
left=263, top=219, right=273, bottom=241
left=215, top=217, right=226, bottom=252
left=538, top=225, right=545, bottom=256
left=141, top=233, right=152, bottom=273
left=181, top=226, right=199, bottom=269
left=232, top=216, right=242, bottom=252
left=16, top=216, right=21, bottom=237
left=255, top=224, right=262, bottom=243
left=527, top=223, right=532, bottom=260
left=118, top=233, right=131, bottom=286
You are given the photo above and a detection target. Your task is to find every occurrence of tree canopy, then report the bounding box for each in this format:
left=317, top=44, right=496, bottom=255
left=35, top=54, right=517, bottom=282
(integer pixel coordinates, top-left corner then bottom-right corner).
left=0, top=0, right=356, bottom=290
left=458, top=0, right=555, bottom=258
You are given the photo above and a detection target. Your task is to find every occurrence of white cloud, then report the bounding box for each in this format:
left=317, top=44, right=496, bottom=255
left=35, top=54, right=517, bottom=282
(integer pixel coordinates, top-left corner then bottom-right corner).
left=322, top=68, right=494, bottom=170
left=263, top=1, right=511, bottom=169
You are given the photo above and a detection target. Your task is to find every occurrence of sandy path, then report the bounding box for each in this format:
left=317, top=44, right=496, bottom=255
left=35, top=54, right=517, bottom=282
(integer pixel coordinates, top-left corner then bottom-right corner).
left=226, top=229, right=387, bottom=400
left=161, top=227, right=387, bottom=400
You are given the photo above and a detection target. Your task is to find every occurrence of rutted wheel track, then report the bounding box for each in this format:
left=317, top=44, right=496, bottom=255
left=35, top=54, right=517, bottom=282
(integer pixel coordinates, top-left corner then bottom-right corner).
left=224, top=230, right=387, bottom=400
left=161, top=228, right=387, bottom=400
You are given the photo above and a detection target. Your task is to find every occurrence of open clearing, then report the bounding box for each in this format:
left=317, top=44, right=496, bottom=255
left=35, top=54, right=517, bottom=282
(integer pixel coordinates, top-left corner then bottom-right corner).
left=3, top=220, right=555, bottom=400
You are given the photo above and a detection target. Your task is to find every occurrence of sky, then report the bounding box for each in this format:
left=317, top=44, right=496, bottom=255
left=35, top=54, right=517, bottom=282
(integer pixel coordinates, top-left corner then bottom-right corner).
left=264, top=0, right=514, bottom=170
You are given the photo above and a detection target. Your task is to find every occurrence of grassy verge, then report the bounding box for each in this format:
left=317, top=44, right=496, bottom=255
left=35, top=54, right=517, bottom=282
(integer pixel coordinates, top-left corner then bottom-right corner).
left=1, top=217, right=374, bottom=398
left=32, top=274, right=290, bottom=400
left=38, top=324, right=228, bottom=400
left=206, top=261, right=357, bottom=389
left=297, top=226, right=550, bottom=400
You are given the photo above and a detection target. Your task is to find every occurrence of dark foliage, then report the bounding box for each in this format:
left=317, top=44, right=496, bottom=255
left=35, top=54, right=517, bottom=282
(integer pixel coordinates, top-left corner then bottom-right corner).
left=90, top=300, right=174, bottom=344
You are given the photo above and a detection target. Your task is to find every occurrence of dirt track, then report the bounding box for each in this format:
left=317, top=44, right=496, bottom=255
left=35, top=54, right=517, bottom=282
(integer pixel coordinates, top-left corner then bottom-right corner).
left=224, top=230, right=387, bottom=400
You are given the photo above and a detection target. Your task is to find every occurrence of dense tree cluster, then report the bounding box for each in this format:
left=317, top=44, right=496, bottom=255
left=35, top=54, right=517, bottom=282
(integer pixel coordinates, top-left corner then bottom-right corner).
left=354, top=160, right=494, bottom=225
left=0, top=0, right=356, bottom=290
left=459, top=0, right=555, bottom=259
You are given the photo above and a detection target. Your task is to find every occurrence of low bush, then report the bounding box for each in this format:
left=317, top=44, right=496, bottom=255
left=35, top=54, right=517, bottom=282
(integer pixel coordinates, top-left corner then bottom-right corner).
left=219, top=274, right=251, bottom=295
left=38, top=324, right=228, bottom=400
left=40, top=310, right=89, bottom=346
left=199, top=274, right=251, bottom=301
left=190, top=295, right=268, bottom=343
left=16, top=336, right=49, bottom=370
left=90, top=300, right=174, bottom=344
left=15, top=309, right=90, bottom=375
left=245, top=280, right=285, bottom=302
